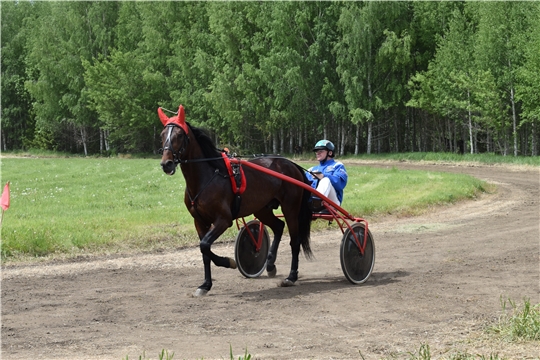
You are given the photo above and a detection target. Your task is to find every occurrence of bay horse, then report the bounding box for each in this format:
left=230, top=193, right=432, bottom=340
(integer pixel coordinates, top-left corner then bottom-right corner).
left=158, top=105, right=312, bottom=296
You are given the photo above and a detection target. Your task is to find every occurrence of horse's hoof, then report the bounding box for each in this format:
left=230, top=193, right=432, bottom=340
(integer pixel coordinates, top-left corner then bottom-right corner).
left=267, top=266, right=277, bottom=278
left=194, top=288, right=208, bottom=297
left=280, top=278, right=296, bottom=287
left=229, top=258, right=237, bottom=269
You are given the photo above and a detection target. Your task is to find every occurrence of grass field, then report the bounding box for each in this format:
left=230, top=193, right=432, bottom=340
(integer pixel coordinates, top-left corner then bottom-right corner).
left=340, top=151, right=540, bottom=166
left=0, top=152, right=513, bottom=261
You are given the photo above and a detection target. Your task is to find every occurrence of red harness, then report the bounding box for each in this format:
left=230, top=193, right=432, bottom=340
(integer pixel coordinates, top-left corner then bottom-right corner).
left=221, top=153, right=246, bottom=195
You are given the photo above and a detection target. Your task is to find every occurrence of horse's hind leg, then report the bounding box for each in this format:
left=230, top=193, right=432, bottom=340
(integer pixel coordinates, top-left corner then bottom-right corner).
left=254, top=208, right=285, bottom=278
left=280, top=199, right=306, bottom=286
left=266, top=219, right=285, bottom=278
left=282, top=234, right=300, bottom=286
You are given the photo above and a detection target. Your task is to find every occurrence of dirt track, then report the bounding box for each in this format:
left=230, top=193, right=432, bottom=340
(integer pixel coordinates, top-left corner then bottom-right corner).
left=2, top=162, right=539, bottom=360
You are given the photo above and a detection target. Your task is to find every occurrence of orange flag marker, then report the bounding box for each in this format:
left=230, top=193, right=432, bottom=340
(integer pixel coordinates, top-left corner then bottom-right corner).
left=0, top=182, right=9, bottom=211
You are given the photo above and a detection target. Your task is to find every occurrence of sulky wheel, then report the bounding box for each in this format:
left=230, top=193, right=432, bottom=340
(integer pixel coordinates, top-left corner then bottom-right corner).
left=234, top=220, right=270, bottom=278
left=340, top=222, right=375, bottom=284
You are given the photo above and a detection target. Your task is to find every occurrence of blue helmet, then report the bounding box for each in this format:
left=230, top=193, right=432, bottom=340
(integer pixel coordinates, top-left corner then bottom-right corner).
left=313, top=140, right=335, bottom=157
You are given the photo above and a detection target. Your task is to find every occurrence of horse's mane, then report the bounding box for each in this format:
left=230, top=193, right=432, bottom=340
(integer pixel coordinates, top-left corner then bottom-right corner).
left=187, top=122, right=226, bottom=171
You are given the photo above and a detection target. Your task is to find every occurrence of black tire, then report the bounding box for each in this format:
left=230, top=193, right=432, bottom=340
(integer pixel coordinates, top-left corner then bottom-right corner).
left=340, top=222, right=375, bottom=284
left=234, top=220, right=270, bottom=278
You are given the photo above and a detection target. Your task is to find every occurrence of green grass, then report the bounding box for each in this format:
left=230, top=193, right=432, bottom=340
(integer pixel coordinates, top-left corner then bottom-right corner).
left=346, top=152, right=540, bottom=166
left=0, top=157, right=205, bottom=260
left=122, top=346, right=251, bottom=360
left=490, top=297, right=540, bottom=341
left=397, top=343, right=506, bottom=360
left=123, top=349, right=174, bottom=360
left=5, top=148, right=159, bottom=159
left=7, top=149, right=540, bottom=166
left=380, top=298, right=540, bottom=360
left=296, top=151, right=540, bottom=167
left=1, top=155, right=491, bottom=261
left=341, top=164, right=490, bottom=217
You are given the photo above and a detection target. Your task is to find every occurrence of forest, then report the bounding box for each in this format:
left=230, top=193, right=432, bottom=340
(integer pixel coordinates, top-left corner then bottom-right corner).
left=2, top=1, right=539, bottom=156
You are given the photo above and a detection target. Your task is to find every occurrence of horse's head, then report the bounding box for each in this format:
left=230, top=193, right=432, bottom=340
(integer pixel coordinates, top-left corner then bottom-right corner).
left=158, top=105, right=189, bottom=175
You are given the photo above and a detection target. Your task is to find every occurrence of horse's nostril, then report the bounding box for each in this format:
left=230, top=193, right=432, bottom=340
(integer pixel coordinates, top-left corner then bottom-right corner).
left=160, top=160, right=175, bottom=174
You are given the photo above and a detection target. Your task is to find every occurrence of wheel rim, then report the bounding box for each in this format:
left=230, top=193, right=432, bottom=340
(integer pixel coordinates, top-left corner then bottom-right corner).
left=340, top=224, right=375, bottom=284
left=235, top=221, right=269, bottom=278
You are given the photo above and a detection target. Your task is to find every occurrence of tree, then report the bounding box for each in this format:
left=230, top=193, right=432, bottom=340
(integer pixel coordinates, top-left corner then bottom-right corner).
left=408, top=5, right=503, bottom=154
left=3, top=1, right=537, bottom=156
left=474, top=1, right=536, bottom=156
left=515, top=3, right=540, bottom=155
left=25, top=2, right=118, bottom=155
left=84, top=2, right=177, bottom=153
left=1, top=1, right=39, bottom=150
left=430, top=8, right=478, bottom=154
left=336, top=2, right=412, bottom=154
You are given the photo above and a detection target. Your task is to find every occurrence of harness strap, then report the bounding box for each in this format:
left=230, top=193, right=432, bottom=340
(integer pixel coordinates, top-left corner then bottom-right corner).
left=221, top=153, right=246, bottom=195
left=187, top=169, right=222, bottom=206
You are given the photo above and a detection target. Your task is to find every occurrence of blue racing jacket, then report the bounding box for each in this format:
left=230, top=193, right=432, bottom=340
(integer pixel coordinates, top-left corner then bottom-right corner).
left=305, top=158, right=348, bottom=203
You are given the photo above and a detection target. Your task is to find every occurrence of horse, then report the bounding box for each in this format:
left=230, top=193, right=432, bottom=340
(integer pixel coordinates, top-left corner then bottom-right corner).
left=158, top=105, right=313, bottom=296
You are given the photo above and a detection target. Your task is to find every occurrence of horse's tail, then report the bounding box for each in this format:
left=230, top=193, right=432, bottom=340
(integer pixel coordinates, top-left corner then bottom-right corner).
left=297, top=169, right=313, bottom=259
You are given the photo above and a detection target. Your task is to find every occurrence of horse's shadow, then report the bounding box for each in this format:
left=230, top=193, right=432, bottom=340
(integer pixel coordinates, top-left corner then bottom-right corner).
left=232, top=270, right=409, bottom=301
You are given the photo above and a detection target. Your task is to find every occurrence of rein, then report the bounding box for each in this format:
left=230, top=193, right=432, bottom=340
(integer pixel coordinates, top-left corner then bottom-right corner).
left=177, top=156, right=223, bottom=164
left=180, top=153, right=286, bottom=164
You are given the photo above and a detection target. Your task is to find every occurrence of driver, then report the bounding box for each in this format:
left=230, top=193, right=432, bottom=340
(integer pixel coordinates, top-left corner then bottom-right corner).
left=306, top=140, right=348, bottom=206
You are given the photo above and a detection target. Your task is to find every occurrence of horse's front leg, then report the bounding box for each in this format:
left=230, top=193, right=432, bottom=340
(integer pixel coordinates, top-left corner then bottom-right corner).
left=194, top=220, right=237, bottom=297
left=196, top=252, right=213, bottom=297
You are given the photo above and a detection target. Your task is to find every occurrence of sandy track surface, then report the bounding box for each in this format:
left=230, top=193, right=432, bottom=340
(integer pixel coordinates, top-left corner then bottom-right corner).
left=2, top=162, right=539, bottom=359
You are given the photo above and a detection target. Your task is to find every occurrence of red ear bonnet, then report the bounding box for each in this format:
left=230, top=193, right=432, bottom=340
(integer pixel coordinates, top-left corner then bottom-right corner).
left=157, top=105, right=189, bottom=134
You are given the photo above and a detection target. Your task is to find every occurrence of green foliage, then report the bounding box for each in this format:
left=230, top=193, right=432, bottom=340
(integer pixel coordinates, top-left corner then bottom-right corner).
left=1, top=1, right=38, bottom=150
left=490, top=298, right=540, bottom=341
left=387, top=343, right=506, bottom=360
left=2, top=1, right=539, bottom=156
left=83, top=49, right=159, bottom=152
left=120, top=346, right=253, bottom=360
left=407, top=343, right=431, bottom=360
left=334, top=1, right=415, bottom=154
left=229, top=345, right=251, bottom=360
left=123, top=349, right=174, bottom=360
left=515, top=4, right=540, bottom=127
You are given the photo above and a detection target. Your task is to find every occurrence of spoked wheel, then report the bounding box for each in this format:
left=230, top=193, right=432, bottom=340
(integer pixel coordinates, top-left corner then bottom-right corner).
left=234, top=220, right=270, bottom=278
left=340, top=222, right=375, bottom=284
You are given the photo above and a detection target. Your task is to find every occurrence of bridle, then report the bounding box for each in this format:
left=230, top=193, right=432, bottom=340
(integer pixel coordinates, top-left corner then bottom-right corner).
left=158, top=123, right=227, bottom=208
left=159, top=124, right=190, bottom=166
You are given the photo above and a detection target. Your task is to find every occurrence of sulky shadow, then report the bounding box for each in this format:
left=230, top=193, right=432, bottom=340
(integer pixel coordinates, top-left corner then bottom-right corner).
left=232, top=270, right=409, bottom=301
